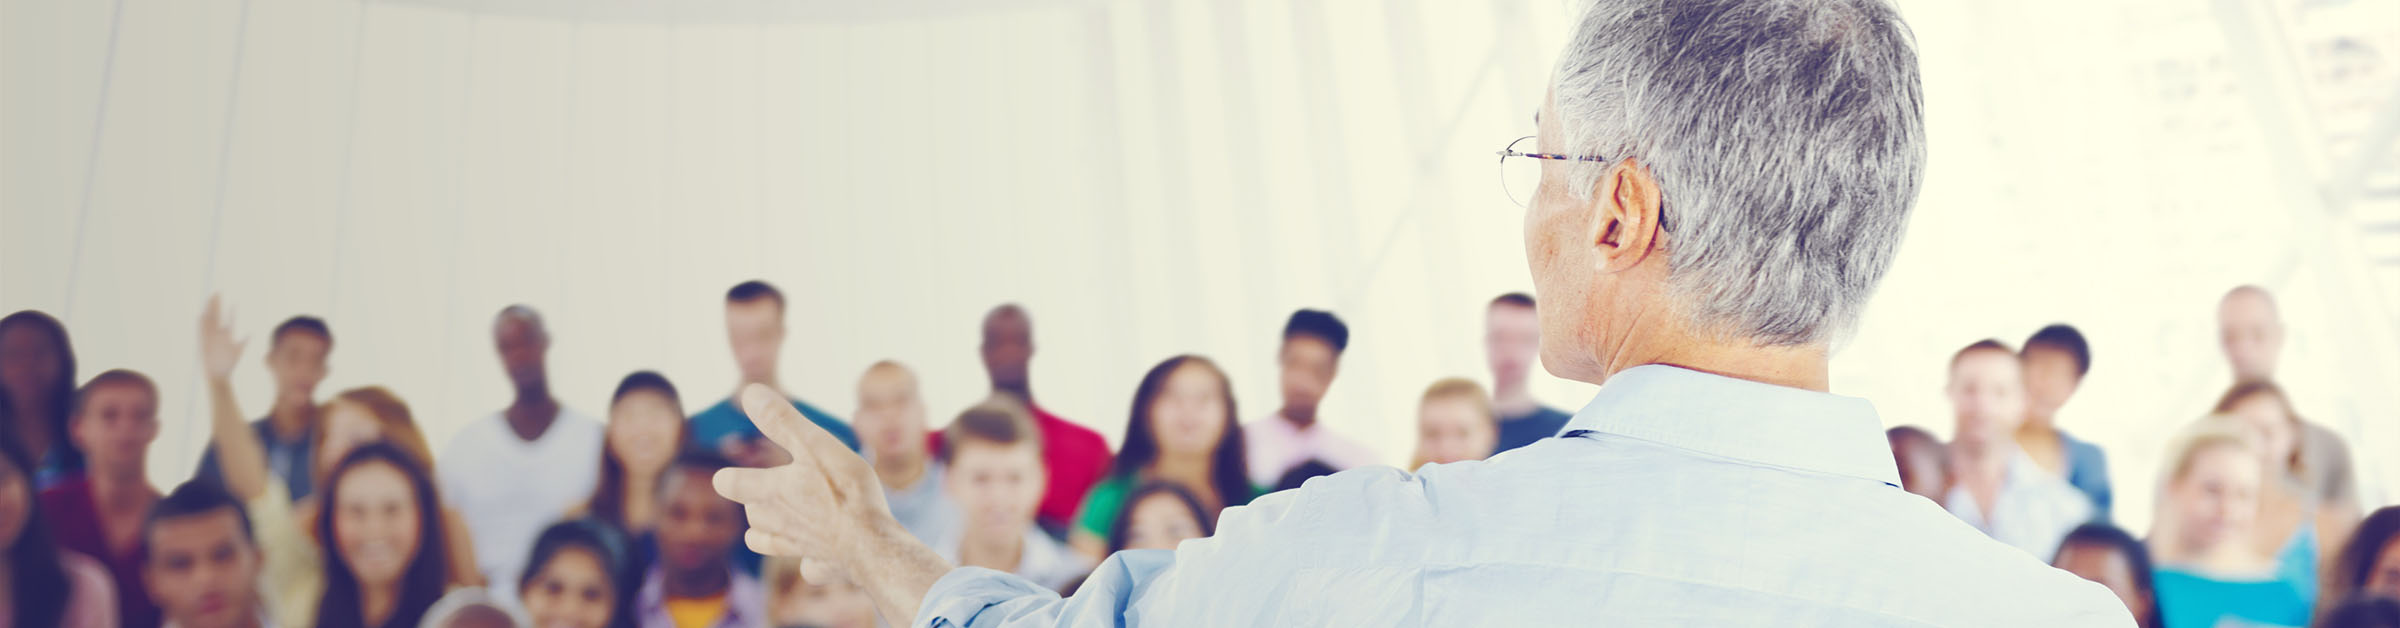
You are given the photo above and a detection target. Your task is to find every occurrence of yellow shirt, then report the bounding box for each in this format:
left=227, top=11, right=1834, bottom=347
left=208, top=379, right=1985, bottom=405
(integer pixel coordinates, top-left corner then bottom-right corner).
left=664, top=592, right=730, bottom=628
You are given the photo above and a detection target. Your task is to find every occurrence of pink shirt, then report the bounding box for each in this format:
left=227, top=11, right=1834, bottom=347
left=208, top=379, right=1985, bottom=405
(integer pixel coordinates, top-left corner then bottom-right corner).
left=1242, top=412, right=1381, bottom=487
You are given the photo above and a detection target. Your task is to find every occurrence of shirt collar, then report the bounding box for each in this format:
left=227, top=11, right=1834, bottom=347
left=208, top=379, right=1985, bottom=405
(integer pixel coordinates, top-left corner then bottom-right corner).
left=638, top=566, right=766, bottom=627
left=1559, top=364, right=1900, bottom=487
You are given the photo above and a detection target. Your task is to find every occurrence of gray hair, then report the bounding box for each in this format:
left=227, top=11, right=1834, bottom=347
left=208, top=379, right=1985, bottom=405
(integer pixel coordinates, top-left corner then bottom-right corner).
left=1551, top=0, right=1925, bottom=346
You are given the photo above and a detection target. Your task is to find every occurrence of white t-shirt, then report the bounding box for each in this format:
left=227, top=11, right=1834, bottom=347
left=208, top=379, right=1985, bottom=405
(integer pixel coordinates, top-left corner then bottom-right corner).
left=437, top=406, right=605, bottom=606
left=1242, top=412, right=1382, bottom=487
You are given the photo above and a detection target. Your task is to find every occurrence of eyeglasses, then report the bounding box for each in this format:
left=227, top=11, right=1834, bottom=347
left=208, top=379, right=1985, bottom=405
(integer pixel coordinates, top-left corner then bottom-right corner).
left=1496, top=135, right=1611, bottom=208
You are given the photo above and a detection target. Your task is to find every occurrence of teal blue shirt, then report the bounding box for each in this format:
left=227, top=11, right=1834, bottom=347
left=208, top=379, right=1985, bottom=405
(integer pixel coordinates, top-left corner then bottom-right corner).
left=689, top=396, right=860, bottom=453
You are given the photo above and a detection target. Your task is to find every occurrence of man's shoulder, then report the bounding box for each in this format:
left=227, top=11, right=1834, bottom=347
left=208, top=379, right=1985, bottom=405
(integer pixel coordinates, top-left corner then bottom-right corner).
left=1030, top=407, right=1108, bottom=450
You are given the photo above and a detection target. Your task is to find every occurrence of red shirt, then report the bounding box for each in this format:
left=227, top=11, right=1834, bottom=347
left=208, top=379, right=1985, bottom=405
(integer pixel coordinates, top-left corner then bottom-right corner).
left=930, top=402, right=1114, bottom=531
left=40, top=476, right=163, bottom=628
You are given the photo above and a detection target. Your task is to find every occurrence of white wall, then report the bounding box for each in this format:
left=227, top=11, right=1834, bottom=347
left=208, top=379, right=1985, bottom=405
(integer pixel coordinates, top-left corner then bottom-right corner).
left=4, top=0, right=2395, bottom=538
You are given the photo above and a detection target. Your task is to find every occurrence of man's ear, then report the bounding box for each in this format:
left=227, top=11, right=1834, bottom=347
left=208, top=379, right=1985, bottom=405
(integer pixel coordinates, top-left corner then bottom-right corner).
left=1588, top=160, right=1664, bottom=274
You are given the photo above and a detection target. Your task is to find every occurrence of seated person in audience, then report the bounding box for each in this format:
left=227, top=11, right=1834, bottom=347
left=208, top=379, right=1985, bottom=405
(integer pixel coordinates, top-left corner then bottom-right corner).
left=634, top=452, right=766, bottom=628
left=1412, top=378, right=1499, bottom=468
left=1106, top=482, right=1213, bottom=553
left=763, top=557, right=876, bottom=628
left=2322, top=506, right=2400, bottom=620
left=1484, top=293, right=1571, bottom=454
left=2218, top=286, right=2361, bottom=539
left=143, top=481, right=269, bottom=628
left=580, top=371, right=691, bottom=581
left=853, top=361, right=959, bottom=544
left=1243, top=310, right=1377, bottom=487
left=441, top=306, right=606, bottom=602
left=2052, top=523, right=2161, bottom=628
left=314, top=442, right=457, bottom=628
left=937, top=398, right=1091, bottom=592
left=1885, top=425, right=1950, bottom=507
left=689, top=281, right=858, bottom=468
left=421, top=588, right=525, bottom=628
left=194, top=315, right=332, bottom=504
left=1070, top=356, right=1255, bottom=561
left=2219, top=380, right=2356, bottom=569
left=1943, top=340, right=2090, bottom=558
left=520, top=519, right=633, bottom=628
left=2, top=439, right=119, bottom=627
left=2151, top=417, right=2313, bottom=628
left=2016, top=324, right=2111, bottom=521
left=41, top=369, right=163, bottom=628
left=2, top=309, right=84, bottom=490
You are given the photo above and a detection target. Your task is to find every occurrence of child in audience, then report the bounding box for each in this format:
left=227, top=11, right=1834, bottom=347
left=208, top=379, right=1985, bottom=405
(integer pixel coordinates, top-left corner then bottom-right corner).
left=2150, top=416, right=2313, bottom=628
left=937, top=398, right=1091, bottom=592
left=1411, top=378, right=1498, bottom=468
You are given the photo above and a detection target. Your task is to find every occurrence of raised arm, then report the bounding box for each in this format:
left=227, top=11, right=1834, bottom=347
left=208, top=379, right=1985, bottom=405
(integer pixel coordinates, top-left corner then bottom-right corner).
left=199, top=295, right=272, bottom=502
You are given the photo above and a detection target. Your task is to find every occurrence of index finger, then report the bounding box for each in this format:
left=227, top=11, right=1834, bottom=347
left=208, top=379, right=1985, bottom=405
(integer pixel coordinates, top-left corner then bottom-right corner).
left=740, top=383, right=852, bottom=471
left=711, top=465, right=788, bottom=507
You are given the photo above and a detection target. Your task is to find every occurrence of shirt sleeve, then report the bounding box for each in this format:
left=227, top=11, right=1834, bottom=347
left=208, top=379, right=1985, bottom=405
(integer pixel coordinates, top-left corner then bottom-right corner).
left=916, top=550, right=1177, bottom=627
left=1071, top=477, right=1127, bottom=539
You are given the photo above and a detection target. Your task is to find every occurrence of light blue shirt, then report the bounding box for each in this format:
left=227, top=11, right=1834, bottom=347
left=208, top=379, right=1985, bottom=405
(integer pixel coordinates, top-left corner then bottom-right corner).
left=914, top=365, right=2133, bottom=627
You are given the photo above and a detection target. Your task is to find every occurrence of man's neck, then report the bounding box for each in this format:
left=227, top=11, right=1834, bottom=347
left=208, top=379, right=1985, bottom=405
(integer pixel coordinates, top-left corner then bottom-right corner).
left=874, top=452, right=928, bottom=492
left=90, top=466, right=154, bottom=508
left=1595, top=313, right=1830, bottom=392
left=994, top=382, right=1033, bottom=406
left=268, top=393, right=315, bottom=439
left=1951, top=440, right=2014, bottom=486
left=505, top=391, right=559, bottom=442
left=1490, top=379, right=1539, bottom=418
left=2013, top=417, right=2058, bottom=442
left=1279, top=407, right=1317, bottom=429
left=959, top=528, right=1025, bottom=571
left=666, top=565, right=733, bottom=598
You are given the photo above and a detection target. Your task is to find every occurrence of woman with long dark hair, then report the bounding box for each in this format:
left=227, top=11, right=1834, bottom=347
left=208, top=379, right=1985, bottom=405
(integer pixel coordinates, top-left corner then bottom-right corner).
left=0, top=439, right=116, bottom=627
left=575, top=370, right=688, bottom=584
left=2051, top=523, right=2163, bottom=628
left=0, top=310, right=80, bottom=488
left=2320, top=506, right=2400, bottom=623
left=1067, top=355, right=1251, bottom=561
left=314, top=442, right=451, bottom=628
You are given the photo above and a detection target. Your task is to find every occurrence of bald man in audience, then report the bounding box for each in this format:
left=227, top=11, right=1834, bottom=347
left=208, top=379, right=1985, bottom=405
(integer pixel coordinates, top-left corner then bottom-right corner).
left=2216, top=285, right=2360, bottom=517
left=854, top=361, right=960, bottom=544
left=1945, top=340, right=2091, bottom=559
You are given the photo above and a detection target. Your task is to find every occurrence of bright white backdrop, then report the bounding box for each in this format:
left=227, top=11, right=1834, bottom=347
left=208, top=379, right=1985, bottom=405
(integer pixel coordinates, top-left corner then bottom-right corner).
left=4, top=0, right=2396, bottom=537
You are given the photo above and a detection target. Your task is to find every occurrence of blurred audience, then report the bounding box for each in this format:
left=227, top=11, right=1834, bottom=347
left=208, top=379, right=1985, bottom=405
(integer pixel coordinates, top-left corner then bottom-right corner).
left=2, top=438, right=118, bottom=627
left=519, top=518, right=633, bottom=628
left=1943, top=340, right=2091, bottom=558
left=42, top=369, right=164, bottom=628
left=581, top=371, right=690, bottom=581
left=2051, top=523, right=2161, bottom=628
left=689, top=280, right=859, bottom=468
left=1483, top=293, right=1568, bottom=454
left=853, top=361, right=959, bottom=544
left=2219, top=286, right=2361, bottom=535
left=2151, top=416, right=2314, bottom=628
left=314, top=442, right=456, bottom=628
left=1412, top=378, right=1498, bottom=468
left=1885, top=425, right=1950, bottom=507
left=763, top=558, right=875, bottom=628
left=441, top=305, right=605, bottom=603
left=1244, top=309, right=1375, bottom=487
left=1, top=309, right=82, bottom=489
left=142, top=481, right=268, bottom=628
left=194, top=315, right=332, bottom=504
left=2017, top=324, right=2112, bottom=521
left=935, top=398, right=1090, bottom=592
left=2219, top=380, right=2360, bottom=568
left=2318, top=596, right=2400, bottom=628
left=634, top=452, right=764, bottom=628
left=1071, top=356, right=1253, bottom=561
left=421, top=588, right=525, bottom=628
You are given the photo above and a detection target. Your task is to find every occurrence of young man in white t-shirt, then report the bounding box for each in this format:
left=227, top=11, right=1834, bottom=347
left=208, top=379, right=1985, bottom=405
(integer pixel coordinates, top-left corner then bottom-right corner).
left=438, top=305, right=603, bottom=605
